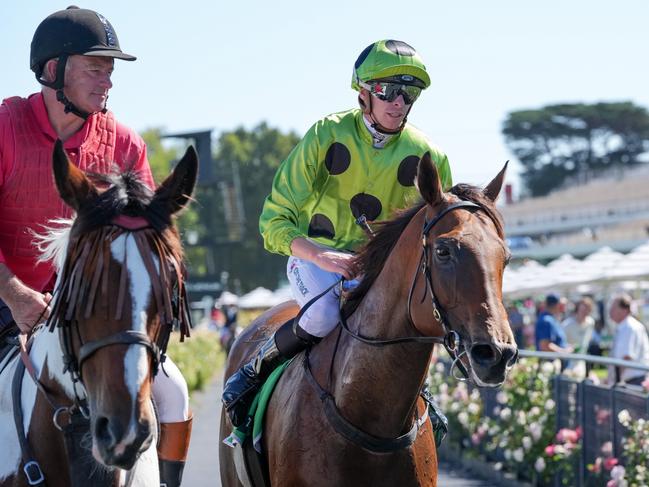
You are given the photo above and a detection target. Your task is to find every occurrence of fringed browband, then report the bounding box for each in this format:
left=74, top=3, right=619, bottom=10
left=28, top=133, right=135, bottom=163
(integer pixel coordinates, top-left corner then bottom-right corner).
left=48, top=224, right=192, bottom=342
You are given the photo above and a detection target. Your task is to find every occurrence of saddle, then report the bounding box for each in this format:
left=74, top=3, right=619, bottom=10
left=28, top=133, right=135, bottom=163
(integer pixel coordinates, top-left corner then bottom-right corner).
left=224, top=360, right=294, bottom=487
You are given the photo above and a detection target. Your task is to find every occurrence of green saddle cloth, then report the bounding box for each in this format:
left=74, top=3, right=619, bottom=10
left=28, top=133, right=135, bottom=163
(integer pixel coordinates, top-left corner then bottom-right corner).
left=226, top=359, right=292, bottom=453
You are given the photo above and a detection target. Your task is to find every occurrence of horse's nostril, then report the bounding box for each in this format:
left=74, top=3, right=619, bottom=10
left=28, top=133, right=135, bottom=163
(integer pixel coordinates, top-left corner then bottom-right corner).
left=502, top=345, right=518, bottom=366
left=470, top=343, right=500, bottom=366
left=95, top=416, right=122, bottom=449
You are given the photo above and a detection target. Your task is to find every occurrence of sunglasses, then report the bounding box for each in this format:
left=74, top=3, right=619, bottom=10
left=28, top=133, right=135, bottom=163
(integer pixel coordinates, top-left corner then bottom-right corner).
left=361, top=80, right=422, bottom=105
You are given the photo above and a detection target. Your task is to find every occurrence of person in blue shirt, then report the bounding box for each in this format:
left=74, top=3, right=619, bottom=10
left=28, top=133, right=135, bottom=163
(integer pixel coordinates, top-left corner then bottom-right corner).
left=535, top=293, right=574, bottom=353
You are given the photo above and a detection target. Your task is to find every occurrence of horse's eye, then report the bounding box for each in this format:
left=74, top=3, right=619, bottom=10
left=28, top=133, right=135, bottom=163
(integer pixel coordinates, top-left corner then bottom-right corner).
left=435, top=246, right=451, bottom=259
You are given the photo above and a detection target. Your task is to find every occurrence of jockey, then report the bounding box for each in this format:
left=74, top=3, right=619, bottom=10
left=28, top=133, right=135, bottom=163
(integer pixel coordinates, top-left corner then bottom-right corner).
left=0, top=7, right=190, bottom=486
left=222, top=39, right=453, bottom=427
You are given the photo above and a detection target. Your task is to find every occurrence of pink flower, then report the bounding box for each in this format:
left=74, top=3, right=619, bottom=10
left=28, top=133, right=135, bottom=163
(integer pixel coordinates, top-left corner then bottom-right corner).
left=603, top=457, right=618, bottom=471
left=556, top=428, right=579, bottom=444
left=588, top=457, right=602, bottom=474
left=545, top=445, right=555, bottom=456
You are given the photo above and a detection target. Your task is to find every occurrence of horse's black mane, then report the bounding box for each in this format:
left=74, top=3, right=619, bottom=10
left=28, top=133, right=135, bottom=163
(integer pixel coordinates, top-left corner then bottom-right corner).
left=74, top=169, right=171, bottom=234
left=343, top=184, right=504, bottom=311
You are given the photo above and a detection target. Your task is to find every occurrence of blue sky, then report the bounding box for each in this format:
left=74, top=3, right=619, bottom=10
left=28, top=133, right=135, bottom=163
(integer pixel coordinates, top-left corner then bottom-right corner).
left=3, top=1, right=648, bottom=192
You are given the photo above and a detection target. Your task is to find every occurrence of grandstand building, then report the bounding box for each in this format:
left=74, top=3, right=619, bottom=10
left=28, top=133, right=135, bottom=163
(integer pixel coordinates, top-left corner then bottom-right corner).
left=500, top=165, right=649, bottom=261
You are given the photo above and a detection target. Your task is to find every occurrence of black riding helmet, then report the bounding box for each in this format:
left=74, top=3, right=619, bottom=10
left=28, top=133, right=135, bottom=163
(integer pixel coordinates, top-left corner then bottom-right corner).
left=30, top=6, right=136, bottom=118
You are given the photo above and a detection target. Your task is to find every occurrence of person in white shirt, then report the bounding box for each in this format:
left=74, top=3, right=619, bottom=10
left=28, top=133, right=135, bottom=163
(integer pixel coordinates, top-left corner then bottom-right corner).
left=562, top=297, right=595, bottom=353
left=608, top=294, right=649, bottom=385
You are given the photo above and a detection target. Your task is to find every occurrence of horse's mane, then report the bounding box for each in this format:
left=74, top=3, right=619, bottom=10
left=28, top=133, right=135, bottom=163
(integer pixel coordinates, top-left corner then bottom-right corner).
left=35, top=170, right=183, bottom=269
left=344, top=184, right=504, bottom=312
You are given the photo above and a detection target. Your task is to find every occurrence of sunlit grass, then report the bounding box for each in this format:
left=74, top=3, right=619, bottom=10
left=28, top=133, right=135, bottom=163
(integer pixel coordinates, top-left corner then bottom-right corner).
left=166, top=329, right=225, bottom=392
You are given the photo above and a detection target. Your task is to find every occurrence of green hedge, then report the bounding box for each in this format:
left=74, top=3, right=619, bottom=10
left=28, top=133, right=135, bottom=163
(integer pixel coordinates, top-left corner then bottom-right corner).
left=166, top=330, right=225, bottom=393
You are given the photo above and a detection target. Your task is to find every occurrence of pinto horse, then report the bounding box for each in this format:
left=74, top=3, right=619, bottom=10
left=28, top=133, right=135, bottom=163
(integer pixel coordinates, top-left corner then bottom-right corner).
left=219, top=153, right=517, bottom=487
left=0, top=141, right=197, bottom=487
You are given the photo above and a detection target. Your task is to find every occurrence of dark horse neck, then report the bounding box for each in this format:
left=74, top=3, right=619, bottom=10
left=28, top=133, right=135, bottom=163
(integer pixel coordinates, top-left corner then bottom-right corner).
left=310, top=209, right=434, bottom=440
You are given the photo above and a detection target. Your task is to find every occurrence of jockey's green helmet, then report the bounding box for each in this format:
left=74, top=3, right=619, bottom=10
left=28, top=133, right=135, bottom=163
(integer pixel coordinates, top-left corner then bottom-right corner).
left=351, top=40, right=430, bottom=91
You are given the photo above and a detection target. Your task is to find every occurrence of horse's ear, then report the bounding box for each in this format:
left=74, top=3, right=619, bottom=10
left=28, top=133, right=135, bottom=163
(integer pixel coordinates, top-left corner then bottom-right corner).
left=153, top=145, right=198, bottom=214
left=483, top=161, right=508, bottom=202
left=52, top=139, right=97, bottom=210
left=416, top=152, right=444, bottom=207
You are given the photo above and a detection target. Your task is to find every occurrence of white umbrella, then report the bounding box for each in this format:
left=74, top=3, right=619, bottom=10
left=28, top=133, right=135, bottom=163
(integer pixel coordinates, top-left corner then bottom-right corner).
left=270, top=285, right=294, bottom=306
left=238, top=287, right=276, bottom=309
left=216, top=291, right=239, bottom=306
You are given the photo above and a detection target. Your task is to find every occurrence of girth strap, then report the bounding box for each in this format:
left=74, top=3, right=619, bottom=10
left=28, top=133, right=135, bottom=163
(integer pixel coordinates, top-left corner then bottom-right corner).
left=303, top=352, right=427, bottom=453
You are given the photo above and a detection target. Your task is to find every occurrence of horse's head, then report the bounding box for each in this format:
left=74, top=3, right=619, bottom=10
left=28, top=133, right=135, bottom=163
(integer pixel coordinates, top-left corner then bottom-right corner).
left=47, top=140, right=197, bottom=468
left=410, top=153, right=516, bottom=386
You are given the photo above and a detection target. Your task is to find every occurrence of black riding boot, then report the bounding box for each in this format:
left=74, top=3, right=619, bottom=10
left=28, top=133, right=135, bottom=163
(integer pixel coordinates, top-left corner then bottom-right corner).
left=420, top=382, right=448, bottom=447
left=222, top=319, right=317, bottom=427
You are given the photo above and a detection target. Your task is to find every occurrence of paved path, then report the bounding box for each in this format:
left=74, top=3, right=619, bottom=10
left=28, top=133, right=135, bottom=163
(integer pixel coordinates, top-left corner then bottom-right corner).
left=183, top=375, right=224, bottom=487
left=183, top=377, right=497, bottom=487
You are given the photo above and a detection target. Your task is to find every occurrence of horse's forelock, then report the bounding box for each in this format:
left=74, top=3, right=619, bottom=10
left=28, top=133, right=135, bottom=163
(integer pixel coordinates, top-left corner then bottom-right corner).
left=74, top=170, right=155, bottom=234
left=448, top=183, right=505, bottom=239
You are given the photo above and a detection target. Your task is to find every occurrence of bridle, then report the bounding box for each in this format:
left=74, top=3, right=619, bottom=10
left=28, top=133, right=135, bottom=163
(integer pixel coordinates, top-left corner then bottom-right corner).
left=12, top=214, right=191, bottom=486
left=339, top=200, right=483, bottom=378
left=47, top=215, right=191, bottom=413
left=303, top=199, right=496, bottom=453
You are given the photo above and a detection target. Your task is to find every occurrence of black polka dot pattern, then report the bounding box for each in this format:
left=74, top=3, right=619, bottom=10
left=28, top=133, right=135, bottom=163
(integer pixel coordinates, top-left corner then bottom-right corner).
left=385, top=40, right=416, bottom=57
left=308, top=214, right=335, bottom=239
left=324, top=143, right=351, bottom=175
left=355, top=43, right=376, bottom=69
left=350, top=193, right=383, bottom=221
left=397, top=155, right=420, bottom=187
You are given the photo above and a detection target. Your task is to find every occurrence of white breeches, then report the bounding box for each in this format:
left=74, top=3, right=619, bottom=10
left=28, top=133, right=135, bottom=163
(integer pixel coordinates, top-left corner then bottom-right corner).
left=286, top=256, right=346, bottom=338
left=152, top=356, right=189, bottom=423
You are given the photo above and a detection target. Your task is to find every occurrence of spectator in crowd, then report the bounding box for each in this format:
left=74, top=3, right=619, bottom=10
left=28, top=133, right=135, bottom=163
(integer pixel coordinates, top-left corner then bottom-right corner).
left=562, top=297, right=595, bottom=353
left=608, top=294, right=649, bottom=385
left=507, top=303, right=528, bottom=348
left=535, top=293, right=573, bottom=354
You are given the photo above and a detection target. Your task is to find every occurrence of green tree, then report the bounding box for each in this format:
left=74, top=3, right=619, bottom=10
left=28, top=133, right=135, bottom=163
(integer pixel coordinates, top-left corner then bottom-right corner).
left=140, top=124, right=300, bottom=291
left=208, top=123, right=301, bottom=292
left=141, top=129, right=207, bottom=275
left=502, top=102, right=649, bottom=196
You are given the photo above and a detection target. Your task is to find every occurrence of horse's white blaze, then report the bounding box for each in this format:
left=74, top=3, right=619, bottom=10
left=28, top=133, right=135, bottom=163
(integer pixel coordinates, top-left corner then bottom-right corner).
left=111, top=234, right=152, bottom=446
left=0, top=359, right=21, bottom=480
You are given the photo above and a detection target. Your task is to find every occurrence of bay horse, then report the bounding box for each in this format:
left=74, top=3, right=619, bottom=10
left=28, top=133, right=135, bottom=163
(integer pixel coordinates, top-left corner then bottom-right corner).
left=219, top=153, right=517, bottom=486
left=0, top=141, right=197, bottom=487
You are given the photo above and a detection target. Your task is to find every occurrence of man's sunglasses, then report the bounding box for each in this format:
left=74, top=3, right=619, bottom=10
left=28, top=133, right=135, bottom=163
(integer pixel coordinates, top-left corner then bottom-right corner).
left=360, top=80, right=422, bottom=105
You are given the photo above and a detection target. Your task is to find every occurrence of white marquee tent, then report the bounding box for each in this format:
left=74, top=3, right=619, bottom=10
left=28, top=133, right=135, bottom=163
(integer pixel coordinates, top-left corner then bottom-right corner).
left=504, top=241, right=649, bottom=298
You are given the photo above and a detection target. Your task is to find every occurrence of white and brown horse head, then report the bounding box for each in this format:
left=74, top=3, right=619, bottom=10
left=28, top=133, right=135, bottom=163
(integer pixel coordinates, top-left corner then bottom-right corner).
left=46, top=140, right=197, bottom=469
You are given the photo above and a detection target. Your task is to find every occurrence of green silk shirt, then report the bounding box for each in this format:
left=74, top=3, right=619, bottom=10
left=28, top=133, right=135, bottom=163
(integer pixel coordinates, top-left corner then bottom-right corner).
left=259, top=108, right=453, bottom=256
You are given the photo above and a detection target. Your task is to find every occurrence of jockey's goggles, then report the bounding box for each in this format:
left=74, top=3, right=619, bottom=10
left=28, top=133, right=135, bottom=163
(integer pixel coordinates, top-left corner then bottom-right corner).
left=360, top=80, right=422, bottom=105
